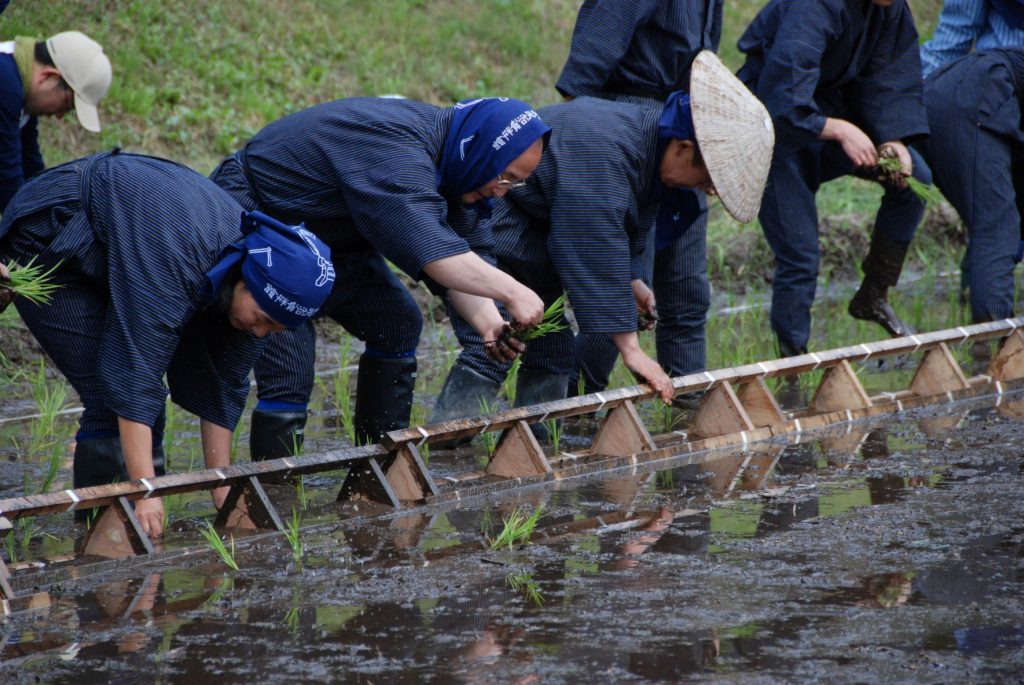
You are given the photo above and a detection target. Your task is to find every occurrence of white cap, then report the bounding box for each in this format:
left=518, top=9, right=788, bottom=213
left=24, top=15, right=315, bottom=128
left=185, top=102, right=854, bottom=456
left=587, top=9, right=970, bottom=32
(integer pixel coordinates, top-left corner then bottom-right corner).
left=45, top=31, right=112, bottom=133
left=689, top=50, right=774, bottom=223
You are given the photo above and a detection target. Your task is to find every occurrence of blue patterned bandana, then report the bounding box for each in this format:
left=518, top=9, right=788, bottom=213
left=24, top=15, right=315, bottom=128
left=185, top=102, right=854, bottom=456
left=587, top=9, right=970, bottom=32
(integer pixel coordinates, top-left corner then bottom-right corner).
left=437, top=97, right=550, bottom=217
left=204, top=211, right=335, bottom=329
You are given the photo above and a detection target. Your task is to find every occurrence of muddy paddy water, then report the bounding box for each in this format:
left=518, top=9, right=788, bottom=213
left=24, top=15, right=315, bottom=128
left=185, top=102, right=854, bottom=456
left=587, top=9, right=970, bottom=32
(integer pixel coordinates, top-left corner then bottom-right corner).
left=2, top=278, right=1023, bottom=683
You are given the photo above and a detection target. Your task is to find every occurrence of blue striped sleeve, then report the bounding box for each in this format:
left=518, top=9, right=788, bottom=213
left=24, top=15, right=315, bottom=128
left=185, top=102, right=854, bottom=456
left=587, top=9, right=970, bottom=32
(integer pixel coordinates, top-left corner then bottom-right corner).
left=556, top=0, right=661, bottom=97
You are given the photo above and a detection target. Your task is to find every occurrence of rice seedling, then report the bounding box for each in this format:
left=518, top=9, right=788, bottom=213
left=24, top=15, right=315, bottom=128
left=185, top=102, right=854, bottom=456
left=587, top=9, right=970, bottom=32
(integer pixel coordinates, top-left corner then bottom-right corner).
left=200, top=520, right=239, bottom=571
left=543, top=418, right=562, bottom=454
left=876, top=157, right=944, bottom=205
left=479, top=397, right=500, bottom=456
left=515, top=294, right=568, bottom=342
left=503, top=357, right=521, bottom=403
left=332, top=338, right=356, bottom=443
left=283, top=507, right=304, bottom=568
left=283, top=605, right=301, bottom=636
left=654, top=401, right=688, bottom=434
left=488, top=504, right=543, bottom=551
left=505, top=570, right=544, bottom=606
left=293, top=474, right=310, bottom=511
left=5, top=257, right=62, bottom=305
left=4, top=530, right=16, bottom=563
left=655, top=469, right=675, bottom=490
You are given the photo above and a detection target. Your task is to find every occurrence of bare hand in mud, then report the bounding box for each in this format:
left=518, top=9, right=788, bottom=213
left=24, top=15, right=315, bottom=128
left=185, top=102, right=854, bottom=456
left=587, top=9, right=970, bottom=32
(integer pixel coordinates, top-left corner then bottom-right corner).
left=134, top=497, right=165, bottom=539
left=632, top=279, right=658, bottom=330
left=0, top=262, right=13, bottom=313
left=637, top=310, right=658, bottom=331
left=484, top=323, right=526, bottom=362
left=623, top=350, right=674, bottom=403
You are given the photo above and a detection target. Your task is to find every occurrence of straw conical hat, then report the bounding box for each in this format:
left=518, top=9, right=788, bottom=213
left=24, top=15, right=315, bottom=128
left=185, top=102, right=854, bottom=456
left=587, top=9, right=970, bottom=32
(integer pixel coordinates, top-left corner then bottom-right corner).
left=690, top=50, right=774, bottom=223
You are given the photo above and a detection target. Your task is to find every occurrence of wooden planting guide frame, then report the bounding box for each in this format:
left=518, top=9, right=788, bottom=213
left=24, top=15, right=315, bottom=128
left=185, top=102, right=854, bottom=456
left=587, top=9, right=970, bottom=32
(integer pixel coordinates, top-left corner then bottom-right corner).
left=3, top=318, right=1024, bottom=604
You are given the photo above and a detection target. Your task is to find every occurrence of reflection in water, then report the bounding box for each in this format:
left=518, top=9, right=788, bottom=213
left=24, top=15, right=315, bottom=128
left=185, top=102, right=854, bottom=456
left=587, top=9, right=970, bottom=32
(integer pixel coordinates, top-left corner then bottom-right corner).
left=4, top=391, right=1024, bottom=682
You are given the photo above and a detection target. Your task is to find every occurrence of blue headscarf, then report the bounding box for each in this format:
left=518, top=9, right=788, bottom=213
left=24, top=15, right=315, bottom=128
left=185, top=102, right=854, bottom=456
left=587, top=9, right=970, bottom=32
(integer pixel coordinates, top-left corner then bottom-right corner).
left=653, top=91, right=706, bottom=249
left=437, top=97, right=551, bottom=218
left=204, top=211, right=336, bottom=329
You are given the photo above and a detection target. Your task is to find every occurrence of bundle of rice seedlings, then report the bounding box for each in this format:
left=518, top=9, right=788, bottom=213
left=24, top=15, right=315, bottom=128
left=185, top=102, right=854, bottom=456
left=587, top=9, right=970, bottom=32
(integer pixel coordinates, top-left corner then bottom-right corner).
left=5, top=258, right=62, bottom=305
left=515, top=294, right=568, bottom=342
left=876, top=156, right=944, bottom=205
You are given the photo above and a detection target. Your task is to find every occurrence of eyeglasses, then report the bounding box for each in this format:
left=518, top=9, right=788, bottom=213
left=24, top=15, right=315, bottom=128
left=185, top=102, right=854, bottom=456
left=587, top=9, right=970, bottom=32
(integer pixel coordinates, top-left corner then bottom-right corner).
left=495, top=173, right=528, bottom=190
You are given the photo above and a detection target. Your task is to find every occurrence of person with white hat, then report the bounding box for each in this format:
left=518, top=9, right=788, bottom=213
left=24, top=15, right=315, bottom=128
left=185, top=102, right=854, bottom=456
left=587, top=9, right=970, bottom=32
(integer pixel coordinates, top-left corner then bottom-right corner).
left=738, top=0, right=932, bottom=357
left=431, top=51, right=774, bottom=436
left=555, top=0, right=724, bottom=410
left=0, top=30, right=111, bottom=212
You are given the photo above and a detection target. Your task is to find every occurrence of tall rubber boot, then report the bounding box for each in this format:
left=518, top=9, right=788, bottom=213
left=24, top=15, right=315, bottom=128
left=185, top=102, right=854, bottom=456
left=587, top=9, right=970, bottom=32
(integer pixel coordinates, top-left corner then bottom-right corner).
left=429, top=362, right=503, bottom=449
left=353, top=354, right=417, bottom=445
left=72, top=436, right=166, bottom=522
left=514, top=368, right=569, bottom=443
left=249, top=409, right=307, bottom=461
left=848, top=233, right=915, bottom=338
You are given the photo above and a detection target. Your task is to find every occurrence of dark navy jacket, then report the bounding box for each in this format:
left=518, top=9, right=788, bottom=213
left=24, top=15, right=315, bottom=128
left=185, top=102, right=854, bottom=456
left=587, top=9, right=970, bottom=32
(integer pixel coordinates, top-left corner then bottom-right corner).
left=229, top=98, right=491, bottom=282
left=491, top=98, right=661, bottom=334
left=738, top=0, right=929, bottom=156
left=0, top=152, right=265, bottom=430
left=0, top=49, right=44, bottom=213
left=556, top=0, right=723, bottom=100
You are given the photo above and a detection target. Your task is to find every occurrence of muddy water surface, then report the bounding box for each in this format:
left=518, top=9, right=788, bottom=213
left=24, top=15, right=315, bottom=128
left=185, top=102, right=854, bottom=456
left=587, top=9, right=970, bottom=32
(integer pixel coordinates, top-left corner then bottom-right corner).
left=2, top=278, right=1023, bottom=683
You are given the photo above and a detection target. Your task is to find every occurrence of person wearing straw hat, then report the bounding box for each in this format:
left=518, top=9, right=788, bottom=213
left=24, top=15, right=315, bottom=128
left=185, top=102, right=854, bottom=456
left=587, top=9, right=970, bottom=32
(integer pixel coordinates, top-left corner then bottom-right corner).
left=921, top=48, right=1024, bottom=325
left=555, top=0, right=723, bottom=409
left=738, top=0, right=932, bottom=357
left=0, top=30, right=111, bottom=212
left=210, top=96, right=550, bottom=456
left=0, top=150, right=335, bottom=539
left=431, top=51, right=773, bottom=435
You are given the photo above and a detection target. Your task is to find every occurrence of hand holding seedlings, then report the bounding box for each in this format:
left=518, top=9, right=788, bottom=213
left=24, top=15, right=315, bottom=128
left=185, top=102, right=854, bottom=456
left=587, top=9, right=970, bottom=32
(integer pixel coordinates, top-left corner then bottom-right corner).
left=135, top=497, right=165, bottom=539
left=876, top=142, right=912, bottom=189
left=0, top=262, right=13, bottom=312
left=874, top=146, right=944, bottom=204
left=632, top=279, right=658, bottom=330
left=506, top=294, right=569, bottom=342
left=1, top=257, right=63, bottom=307
left=485, top=323, right=527, bottom=362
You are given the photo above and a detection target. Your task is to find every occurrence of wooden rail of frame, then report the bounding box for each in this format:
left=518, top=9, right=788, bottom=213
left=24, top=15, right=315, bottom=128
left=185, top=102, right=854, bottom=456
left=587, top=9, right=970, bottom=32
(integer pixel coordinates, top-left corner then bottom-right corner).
left=2, top=318, right=1024, bottom=601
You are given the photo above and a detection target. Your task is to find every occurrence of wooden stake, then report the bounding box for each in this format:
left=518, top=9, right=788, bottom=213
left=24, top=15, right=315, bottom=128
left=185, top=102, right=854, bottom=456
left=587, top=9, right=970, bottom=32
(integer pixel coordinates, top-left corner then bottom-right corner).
left=384, top=444, right=439, bottom=502
left=988, top=329, right=1024, bottom=381
left=592, top=400, right=655, bottom=456
left=735, top=378, right=785, bottom=427
left=909, top=343, right=969, bottom=396
left=215, top=476, right=284, bottom=531
left=82, top=497, right=155, bottom=559
left=0, top=557, right=14, bottom=600
left=337, top=458, right=402, bottom=508
left=689, top=382, right=755, bottom=439
left=810, top=360, right=872, bottom=413
left=486, top=421, right=552, bottom=478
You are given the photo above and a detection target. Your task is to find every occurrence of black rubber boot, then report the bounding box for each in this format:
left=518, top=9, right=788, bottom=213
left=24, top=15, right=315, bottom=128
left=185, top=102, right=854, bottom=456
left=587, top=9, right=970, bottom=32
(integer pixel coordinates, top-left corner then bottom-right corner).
left=353, top=354, right=417, bottom=445
left=776, top=338, right=807, bottom=359
left=848, top=233, right=915, bottom=338
left=72, top=436, right=166, bottom=522
left=429, top=362, right=503, bottom=449
left=249, top=409, right=307, bottom=461
left=514, top=368, right=569, bottom=443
